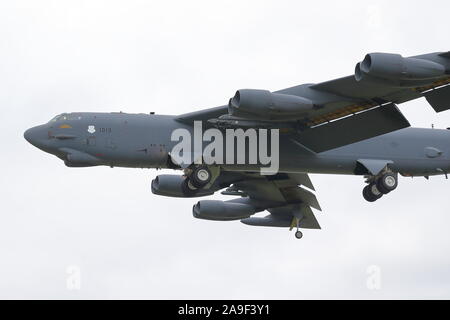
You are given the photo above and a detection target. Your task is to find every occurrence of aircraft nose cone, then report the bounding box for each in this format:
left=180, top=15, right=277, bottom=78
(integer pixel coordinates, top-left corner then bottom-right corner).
left=24, top=128, right=34, bottom=144
left=24, top=127, right=37, bottom=145
left=24, top=125, right=48, bottom=150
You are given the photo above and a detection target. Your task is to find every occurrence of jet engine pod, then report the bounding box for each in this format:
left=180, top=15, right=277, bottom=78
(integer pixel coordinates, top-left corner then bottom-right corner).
left=355, top=53, right=446, bottom=86
left=192, top=200, right=255, bottom=221
left=228, top=89, right=314, bottom=119
left=151, top=174, right=214, bottom=198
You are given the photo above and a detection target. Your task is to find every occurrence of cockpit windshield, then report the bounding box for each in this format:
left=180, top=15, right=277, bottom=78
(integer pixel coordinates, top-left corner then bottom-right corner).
left=49, top=113, right=82, bottom=122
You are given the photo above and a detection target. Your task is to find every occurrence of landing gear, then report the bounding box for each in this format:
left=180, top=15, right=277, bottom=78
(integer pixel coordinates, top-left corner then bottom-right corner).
left=293, top=218, right=303, bottom=240
left=190, top=165, right=212, bottom=189
left=181, top=165, right=213, bottom=196
left=181, top=178, right=198, bottom=197
left=295, top=231, right=303, bottom=239
left=363, top=183, right=383, bottom=202
left=362, top=171, right=398, bottom=202
left=377, top=173, right=398, bottom=194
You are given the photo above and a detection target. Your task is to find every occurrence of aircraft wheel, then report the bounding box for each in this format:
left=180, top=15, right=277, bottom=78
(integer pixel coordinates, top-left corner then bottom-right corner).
left=363, top=184, right=383, bottom=202
left=191, top=166, right=212, bottom=189
left=182, top=178, right=197, bottom=197
left=377, top=173, right=398, bottom=194
left=295, top=231, right=303, bottom=239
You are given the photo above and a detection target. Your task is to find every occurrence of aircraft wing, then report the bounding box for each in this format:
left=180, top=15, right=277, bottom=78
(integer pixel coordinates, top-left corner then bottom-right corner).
left=176, top=105, right=228, bottom=124
left=218, top=172, right=322, bottom=230
left=176, top=51, right=450, bottom=153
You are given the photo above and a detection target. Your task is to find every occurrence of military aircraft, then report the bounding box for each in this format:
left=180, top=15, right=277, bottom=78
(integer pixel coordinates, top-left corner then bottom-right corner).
left=24, top=51, right=450, bottom=239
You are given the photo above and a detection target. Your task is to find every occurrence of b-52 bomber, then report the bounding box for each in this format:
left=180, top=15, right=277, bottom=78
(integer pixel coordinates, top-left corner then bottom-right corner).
left=25, top=51, right=450, bottom=239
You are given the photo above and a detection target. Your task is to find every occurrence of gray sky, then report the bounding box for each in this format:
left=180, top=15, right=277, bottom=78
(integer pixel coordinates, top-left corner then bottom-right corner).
left=1, top=0, right=450, bottom=299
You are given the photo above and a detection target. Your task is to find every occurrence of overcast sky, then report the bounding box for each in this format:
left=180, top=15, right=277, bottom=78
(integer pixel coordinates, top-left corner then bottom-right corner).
left=1, top=0, right=450, bottom=299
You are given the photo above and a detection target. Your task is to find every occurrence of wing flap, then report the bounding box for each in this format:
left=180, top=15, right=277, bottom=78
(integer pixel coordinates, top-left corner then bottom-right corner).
left=234, top=179, right=286, bottom=203
left=423, top=85, right=450, bottom=113
left=241, top=204, right=321, bottom=230
left=282, top=173, right=315, bottom=191
left=226, top=172, right=322, bottom=230
left=294, top=103, right=410, bottom=153
left=292, top=205, right=321, bottom=230
left=278, top=185, right=322, bottom=211
left=266, top=172, right=315, bottom=191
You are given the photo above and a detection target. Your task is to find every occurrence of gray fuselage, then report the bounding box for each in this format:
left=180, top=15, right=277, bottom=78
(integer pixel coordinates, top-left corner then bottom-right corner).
left=24, top=112, right=450, bottom=177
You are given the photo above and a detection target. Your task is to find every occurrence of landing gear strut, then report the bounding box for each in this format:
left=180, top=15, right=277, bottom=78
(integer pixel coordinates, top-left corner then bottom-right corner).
left=362, top=172, right=398, bottom=202
left=294, top=218, right=303, bottom=240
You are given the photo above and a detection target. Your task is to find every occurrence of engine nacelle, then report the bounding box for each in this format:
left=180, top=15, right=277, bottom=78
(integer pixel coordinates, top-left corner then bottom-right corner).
left=355, top=53, right=446, bottom=86
left=228, top=89, right=315, bottom=119
left=151, top=175, right=213, bottom=198
left=193, top=200, right=255, bottom=221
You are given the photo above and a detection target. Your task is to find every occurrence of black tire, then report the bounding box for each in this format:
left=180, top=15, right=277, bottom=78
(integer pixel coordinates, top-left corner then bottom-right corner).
left=377, top=173, right=398, bottom=194
left=191, top=166, right=212, bottom=189
left=363, top=184, right=383, bottom=202
left=181, top=178, right=197, bottom=197
left=295, top=231, right=303, bottom=239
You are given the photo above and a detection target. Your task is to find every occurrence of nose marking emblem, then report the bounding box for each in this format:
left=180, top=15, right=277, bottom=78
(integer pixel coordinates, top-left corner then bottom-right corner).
left=87, top=125, right=96, bottom=134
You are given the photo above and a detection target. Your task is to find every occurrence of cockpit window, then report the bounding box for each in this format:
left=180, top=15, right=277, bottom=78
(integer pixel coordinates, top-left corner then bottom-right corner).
left=50, top=114, right=66, bottom=122
left=50, top=114, right=62, bottom=122
left=49, top=114, right=82, bottom=122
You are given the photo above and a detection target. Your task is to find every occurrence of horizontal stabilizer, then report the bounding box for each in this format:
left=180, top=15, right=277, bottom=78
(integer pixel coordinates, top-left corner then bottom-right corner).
left=295, top=103, right=410, bottom=153
left=423, top=85, right=450, bottom=113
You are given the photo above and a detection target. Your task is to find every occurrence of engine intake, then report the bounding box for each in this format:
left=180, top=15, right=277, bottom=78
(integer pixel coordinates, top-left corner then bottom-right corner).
left=228, top=89, right=314, bottom=119
left=193, top=200, right=255, bottom=221
left=355, top=53, right=446, bottom=85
